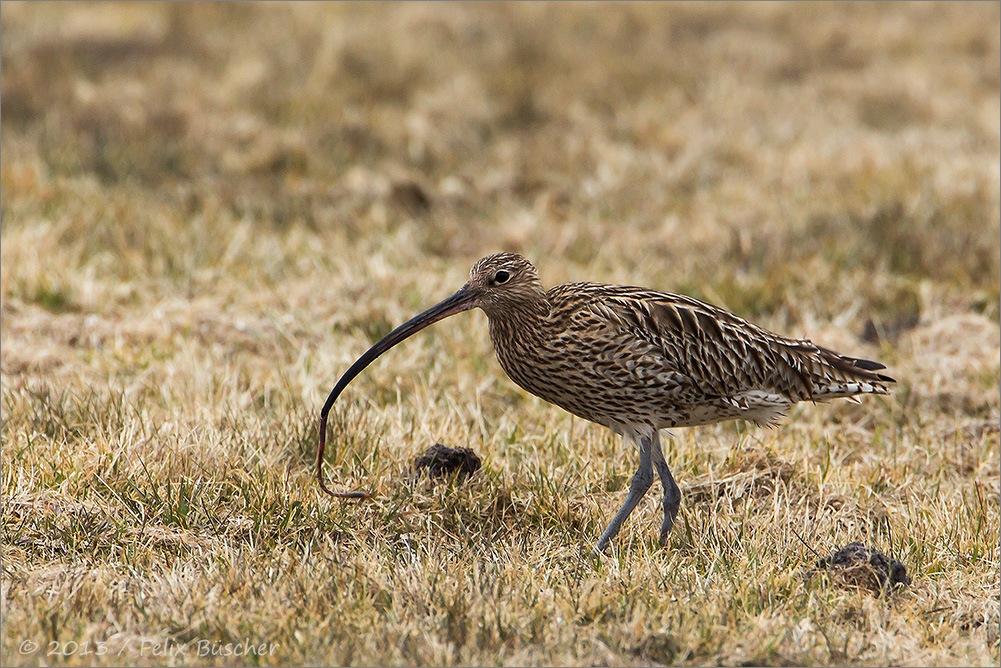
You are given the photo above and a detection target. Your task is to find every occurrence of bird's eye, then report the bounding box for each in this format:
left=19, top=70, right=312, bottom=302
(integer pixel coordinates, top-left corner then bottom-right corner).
left=494, top=270, right=511, bottom=284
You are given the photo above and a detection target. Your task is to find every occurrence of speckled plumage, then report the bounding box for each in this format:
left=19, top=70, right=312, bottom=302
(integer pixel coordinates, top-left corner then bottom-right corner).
left=476, top=253, right=894, bottom=437
left=318, top=252, right=895, bottom=551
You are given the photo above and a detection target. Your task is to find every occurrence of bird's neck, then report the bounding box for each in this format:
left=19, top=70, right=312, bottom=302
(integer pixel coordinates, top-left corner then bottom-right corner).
left=485, top=294, right=551, bottom=347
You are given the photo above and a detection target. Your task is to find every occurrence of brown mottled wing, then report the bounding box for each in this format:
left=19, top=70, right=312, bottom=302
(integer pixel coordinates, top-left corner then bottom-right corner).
left=561, top=284, right=893, bottom=407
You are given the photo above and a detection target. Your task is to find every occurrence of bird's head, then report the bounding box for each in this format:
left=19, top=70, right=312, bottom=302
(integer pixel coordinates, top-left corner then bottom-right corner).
left=463, top=252, right=545, bottom=317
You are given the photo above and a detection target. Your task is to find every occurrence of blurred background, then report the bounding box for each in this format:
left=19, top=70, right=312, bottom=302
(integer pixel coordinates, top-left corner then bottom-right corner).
left=3, top=2, right=998, bottom=299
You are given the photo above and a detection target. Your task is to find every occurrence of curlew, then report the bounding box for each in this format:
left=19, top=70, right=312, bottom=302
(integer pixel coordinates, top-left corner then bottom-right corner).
left=317, top=253, right=894, bottom=551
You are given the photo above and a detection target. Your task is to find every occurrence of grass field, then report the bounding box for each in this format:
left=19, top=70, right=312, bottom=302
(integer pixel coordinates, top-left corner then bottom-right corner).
left=2, top=2, right=999, bottom=666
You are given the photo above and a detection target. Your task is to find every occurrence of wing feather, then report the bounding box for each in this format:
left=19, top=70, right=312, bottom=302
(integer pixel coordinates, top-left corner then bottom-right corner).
left=556, top=283, right=892, bottom=408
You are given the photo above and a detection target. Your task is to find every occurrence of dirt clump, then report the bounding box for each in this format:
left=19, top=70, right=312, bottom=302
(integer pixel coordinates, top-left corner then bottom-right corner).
left=814, top=541, right=911, bottom=594
left=414, top=443, right=481, bottom=482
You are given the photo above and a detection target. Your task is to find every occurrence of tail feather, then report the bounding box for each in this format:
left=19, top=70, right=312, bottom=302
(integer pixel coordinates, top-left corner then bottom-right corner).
left=842, top=355, right=896, bottom=382
left=848, top=357, right=885, bottom=371
left=812, top=380, right=892, bottom=399
left=812, top=347, right=895, bottom=399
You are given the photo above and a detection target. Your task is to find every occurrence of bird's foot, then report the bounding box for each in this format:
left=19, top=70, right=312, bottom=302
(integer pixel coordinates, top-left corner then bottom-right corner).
left=660, top=512, right=677, bottom=547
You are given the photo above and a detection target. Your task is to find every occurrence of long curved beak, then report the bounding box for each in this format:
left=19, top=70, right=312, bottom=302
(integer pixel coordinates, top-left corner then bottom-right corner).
left=317, top=286, right=477, bottom=497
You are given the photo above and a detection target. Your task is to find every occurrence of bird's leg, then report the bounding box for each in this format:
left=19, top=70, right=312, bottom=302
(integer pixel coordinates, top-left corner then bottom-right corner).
left=596, top=432, right=653, bottom=553
left=651, top=432, right=681, bottom=545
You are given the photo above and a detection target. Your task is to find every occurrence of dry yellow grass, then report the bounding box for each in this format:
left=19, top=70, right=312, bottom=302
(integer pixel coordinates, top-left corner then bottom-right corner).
left=2, top=2, right=999, bottom=666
